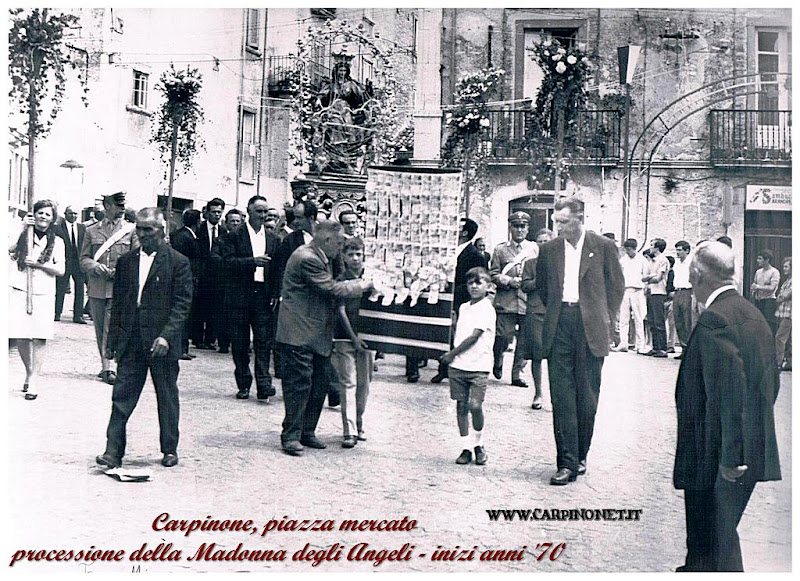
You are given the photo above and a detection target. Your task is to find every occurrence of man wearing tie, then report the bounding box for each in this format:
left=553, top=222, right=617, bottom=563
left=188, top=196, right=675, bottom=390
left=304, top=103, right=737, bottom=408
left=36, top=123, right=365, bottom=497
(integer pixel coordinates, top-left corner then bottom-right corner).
left=55, top=205, right=87, bottom=323
left=194, top=197, right=227, bottom=350
left=95, top=208, right=192, bottom=469
left=221, top=195, right=281, bottom=400
left=536, top=197, right=624, bottom=485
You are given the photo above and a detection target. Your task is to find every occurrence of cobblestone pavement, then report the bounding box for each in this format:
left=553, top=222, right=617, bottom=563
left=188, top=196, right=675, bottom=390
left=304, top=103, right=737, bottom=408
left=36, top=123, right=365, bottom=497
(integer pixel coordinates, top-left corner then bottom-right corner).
left=6, top=317, right=792, bottom=573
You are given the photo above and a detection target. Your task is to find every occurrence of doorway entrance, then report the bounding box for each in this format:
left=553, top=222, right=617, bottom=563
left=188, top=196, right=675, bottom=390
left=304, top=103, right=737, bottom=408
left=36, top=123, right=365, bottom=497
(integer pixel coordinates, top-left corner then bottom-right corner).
left=509, top=194, right=554, bottom=241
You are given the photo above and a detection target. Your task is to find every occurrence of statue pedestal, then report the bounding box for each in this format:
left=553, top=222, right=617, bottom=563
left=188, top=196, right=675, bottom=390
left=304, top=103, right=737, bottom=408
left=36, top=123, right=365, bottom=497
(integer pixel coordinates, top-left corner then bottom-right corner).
left=290, top=171, right=368, bottom=219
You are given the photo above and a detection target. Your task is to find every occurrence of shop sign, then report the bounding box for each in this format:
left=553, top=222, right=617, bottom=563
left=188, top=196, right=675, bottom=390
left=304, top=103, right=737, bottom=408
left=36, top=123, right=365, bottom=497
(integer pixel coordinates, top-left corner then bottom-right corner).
left=746, top=185, right=792, bottom=211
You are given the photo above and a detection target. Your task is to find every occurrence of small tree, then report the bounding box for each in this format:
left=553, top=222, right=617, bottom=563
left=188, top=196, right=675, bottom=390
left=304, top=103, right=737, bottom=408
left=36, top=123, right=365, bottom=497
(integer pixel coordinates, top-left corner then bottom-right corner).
left=151, top=64, right=204, bottom=235
left=9, top=7, right=88, bottom=312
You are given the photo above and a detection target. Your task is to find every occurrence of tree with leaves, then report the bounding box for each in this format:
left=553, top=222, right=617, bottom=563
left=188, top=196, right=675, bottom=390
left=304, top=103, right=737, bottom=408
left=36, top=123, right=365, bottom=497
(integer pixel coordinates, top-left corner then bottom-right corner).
left=151, top=64, right=204, bottom=235
left=9, top=7, right=87, bottom=312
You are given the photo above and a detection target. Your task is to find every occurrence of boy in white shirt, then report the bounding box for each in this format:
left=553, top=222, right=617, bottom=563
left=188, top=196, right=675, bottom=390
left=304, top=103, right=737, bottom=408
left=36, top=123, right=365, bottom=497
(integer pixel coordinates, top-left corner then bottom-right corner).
left=440, top=267, right=496, bottom=466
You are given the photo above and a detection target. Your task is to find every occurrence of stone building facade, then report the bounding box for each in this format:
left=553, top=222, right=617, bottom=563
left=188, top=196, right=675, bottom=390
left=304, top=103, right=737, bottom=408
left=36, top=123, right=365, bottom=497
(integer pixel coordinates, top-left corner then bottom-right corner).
left=418, top=7, right=791, bottom=290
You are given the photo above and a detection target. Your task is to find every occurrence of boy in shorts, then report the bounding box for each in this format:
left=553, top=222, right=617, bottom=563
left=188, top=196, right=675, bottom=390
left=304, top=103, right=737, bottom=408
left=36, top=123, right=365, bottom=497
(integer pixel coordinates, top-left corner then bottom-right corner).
left=439, top=267, right=496, bottom=465
left=331, top=237, right=374, bottom=448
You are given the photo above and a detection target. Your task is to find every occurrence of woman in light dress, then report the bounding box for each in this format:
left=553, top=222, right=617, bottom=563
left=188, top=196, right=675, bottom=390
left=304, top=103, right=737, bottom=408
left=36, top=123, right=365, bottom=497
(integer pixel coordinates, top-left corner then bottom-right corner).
left=8, top=199, right=65, bottom=400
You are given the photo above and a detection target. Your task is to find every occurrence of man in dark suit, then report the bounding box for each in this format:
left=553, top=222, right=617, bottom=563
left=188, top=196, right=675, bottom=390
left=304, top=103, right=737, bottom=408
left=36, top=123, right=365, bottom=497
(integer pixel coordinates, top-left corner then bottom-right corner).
left=171, top=209, right=202, bottom=360
left=194, top=197, right=227, bottom=350
left=430, top=218, right=487, bottom=383
left=54, top=205, right=87, bottom=323
left=213, top=208, right=244, bottom=354
left=95, top=208, right=192, bottom=469
left=536, top=197, right=624, bottom=485
left=673, top=241, right=781, bottom=572
left=275, top=220, right=372, bottom=456
left=221, top=195, right=281, bottom=400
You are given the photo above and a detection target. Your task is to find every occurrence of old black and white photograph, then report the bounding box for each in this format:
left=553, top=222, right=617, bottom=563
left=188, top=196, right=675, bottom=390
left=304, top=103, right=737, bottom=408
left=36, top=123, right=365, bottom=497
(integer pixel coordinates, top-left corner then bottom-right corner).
left=5, top=3, right=793, bottom=574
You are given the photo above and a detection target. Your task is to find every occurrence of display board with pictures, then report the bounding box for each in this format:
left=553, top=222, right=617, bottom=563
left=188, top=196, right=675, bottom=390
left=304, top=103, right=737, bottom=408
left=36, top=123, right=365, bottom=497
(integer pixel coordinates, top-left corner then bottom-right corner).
left=358, top=166, right=463, bottom=357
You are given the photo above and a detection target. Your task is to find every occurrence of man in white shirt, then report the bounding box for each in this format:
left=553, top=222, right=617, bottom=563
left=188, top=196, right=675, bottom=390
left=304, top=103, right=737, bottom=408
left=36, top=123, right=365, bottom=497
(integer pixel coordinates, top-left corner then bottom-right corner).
left=55, top=205, right=87, bottom=324
left=614, top=238, right=648, bottom=354
left=642, top=238, right=670, bottom=358
left=672, top=240, right=693, bottom=359
left=96, top=207, right=192, bottom=469
left=751, top=249, right=781, bottom=335
left=535, top=197, right=624, bottom=485
left=221, top=195, right=282, bottom=400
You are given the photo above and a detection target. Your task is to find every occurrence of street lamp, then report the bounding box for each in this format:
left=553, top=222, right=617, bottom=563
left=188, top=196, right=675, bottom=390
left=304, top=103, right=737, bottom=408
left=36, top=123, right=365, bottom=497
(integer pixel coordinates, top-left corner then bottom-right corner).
left=617, top=45, right=640, bottom=241
left=59, top=159, right=85, bottom=212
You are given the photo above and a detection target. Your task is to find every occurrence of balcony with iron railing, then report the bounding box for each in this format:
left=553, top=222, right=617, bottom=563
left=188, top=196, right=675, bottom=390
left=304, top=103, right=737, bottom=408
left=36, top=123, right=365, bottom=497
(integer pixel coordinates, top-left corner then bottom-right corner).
left=709, top=109, right=792, bottom=166
left=480, top=108, right=622, bottom=163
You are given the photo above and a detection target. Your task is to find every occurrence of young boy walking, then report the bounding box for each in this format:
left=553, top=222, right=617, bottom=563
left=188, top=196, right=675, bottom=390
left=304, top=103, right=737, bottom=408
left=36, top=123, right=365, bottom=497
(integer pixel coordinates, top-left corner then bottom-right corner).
left=331, top=237, right=374, bottom=448
left=439, top=267, right=496, bottom=465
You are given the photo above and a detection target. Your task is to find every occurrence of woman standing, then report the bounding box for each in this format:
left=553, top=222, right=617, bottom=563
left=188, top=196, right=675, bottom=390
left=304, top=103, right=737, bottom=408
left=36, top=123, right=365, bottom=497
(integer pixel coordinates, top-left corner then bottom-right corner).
left=8, top=199, right=66, bottom=400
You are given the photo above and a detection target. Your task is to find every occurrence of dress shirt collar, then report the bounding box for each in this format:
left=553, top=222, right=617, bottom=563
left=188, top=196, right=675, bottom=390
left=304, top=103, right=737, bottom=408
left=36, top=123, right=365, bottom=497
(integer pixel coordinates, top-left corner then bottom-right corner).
left=704, top=284, right=737, bottom=308
left=246, top=220, right=263, bottom=237
left=184, top=226, right=197, bottom=239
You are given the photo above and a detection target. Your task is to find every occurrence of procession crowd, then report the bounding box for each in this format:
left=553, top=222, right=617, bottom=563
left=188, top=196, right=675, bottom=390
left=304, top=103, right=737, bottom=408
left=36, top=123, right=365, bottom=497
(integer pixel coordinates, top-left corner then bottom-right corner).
left=8, top=191, right=788, bottom=572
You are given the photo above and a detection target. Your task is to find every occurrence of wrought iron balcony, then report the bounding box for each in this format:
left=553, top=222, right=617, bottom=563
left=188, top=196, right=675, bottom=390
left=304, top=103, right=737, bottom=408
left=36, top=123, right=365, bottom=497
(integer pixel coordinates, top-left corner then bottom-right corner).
left=481, top=108, right=622, bottom=162
left=267, top=55, right=296, bottom=96
left=709, top=109, right=792, bottom=165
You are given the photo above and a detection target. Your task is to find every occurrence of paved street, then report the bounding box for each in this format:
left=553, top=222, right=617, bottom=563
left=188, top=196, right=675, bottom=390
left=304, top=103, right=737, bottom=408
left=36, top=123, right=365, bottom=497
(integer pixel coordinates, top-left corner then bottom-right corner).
left=6, top=316, right=792, bottom=573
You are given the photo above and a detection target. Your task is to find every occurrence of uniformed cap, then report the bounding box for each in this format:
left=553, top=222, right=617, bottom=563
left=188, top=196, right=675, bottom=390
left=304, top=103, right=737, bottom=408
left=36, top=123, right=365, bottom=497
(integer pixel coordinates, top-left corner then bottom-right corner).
left=508, top=211, right=530, bottom=225
left=104, top=191, right=126, bottom=205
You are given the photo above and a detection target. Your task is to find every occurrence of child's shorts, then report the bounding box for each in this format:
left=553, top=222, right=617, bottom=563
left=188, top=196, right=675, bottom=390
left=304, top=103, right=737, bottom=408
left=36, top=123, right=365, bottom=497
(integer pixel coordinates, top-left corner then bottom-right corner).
left=449, top=368, right=489, bottom=407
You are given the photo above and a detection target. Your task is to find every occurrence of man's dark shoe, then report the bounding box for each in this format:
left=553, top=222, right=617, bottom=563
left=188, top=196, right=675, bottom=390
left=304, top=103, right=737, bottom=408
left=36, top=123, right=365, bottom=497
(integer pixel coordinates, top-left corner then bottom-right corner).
left=375, top=351, right=385, bottom=360
left=456, top=449, right=472, bottom=465
left=236, top=390, right=250, bottom=400
left=549, top=468, right=577, bottom=485
left=179, top=353, right=193, bottom=361
left=674, top=352, right=684, bottom=360
left=639, top=350, right=655, bottom=356
left=492, top=363, right=503, bottom=380
left=666, top=347, right=676, bottom=354
left=102, top=370, right=117, bottom=385
left=54, top=314, right=61, bottom=322
left=652, top=350, right=668, bottom=358
left=73, top=317, right=87, bottom=324
left=474, top=446, right=488, bottom=465
left=257, top=386, right=276, bottom=399
left=161, top=453, right=178, bottom=467
left=511, top=378, right=528, bottom=388
left=430, top=372, right=447, bottom=384
left=282, top=440, right=303, bottom=456
left=300, top=436, right=327, bottom=449
left=96, top=453, right=121, bottom=468
left=406, top=372, right=419, bottom=383
left=342, top=436, right=357, bottom=449
left=218, top=346, right=229, bottom=354
left=577, top=459, right=587, bottom=475
left=328, top=392, right=340, bottom=408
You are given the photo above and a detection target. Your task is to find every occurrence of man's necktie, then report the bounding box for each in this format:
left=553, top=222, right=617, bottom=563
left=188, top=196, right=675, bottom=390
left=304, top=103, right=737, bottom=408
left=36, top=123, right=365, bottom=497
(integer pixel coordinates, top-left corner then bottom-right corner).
left=211, top=225, right=217, bottom=249
left=71, top=225, right=76, bottom=249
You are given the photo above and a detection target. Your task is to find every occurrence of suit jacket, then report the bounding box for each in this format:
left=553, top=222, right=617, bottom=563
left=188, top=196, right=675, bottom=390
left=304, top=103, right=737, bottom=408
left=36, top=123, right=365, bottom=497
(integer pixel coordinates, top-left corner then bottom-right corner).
left=520, top=246, right=546, bottom=315
left=56, top=221, right=86, bottom=274
left=454, top=242, right=489, bottom=311
left=673, top=289, right=781, bottom=490
left=275, top=242, right=366, bottom=356
left=490, top=240, right=537, bottom=315
left=80, top=218, right=139, bottom=299
left=196, top=220, right=227, bottom=263
left=170, top=227, right=201, bottom=282
left=536, top=231, right=625, bottom=358
left=220, top=221, right=281, bottom=307
left=107, top=243, right=193, bottom=360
